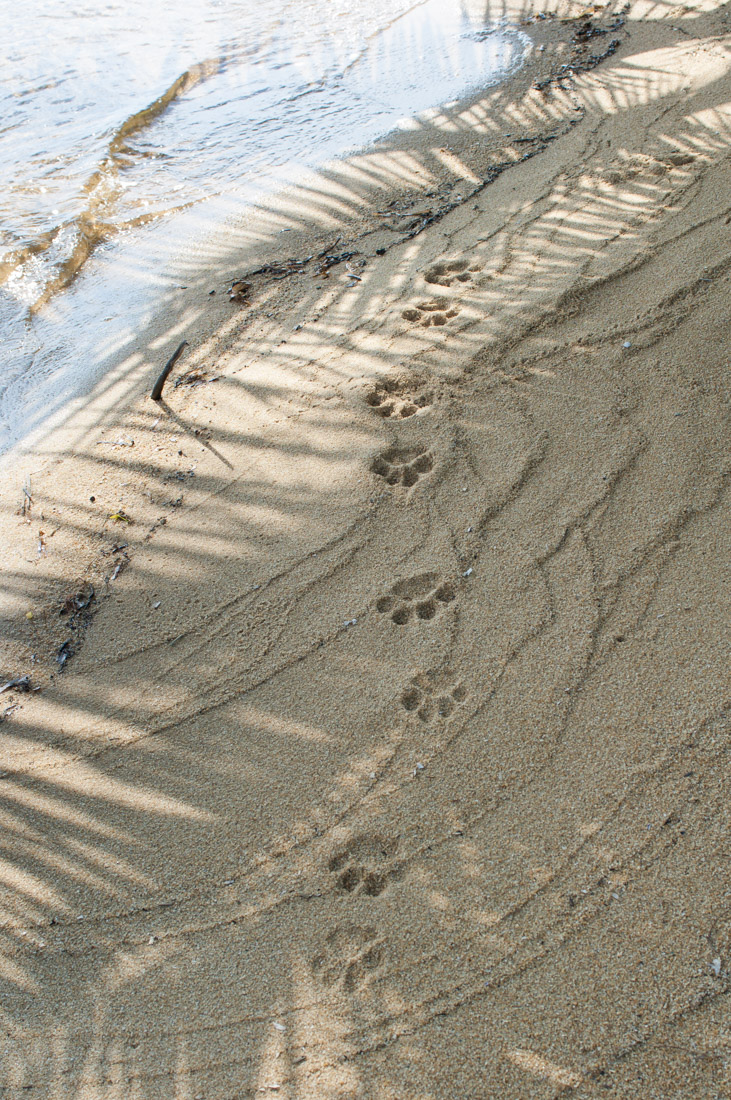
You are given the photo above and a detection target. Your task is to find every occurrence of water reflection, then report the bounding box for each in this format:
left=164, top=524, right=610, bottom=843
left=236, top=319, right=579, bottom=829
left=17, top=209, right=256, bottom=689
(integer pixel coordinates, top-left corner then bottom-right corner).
left=0, top=0, right=527, bottom=456
left=1, top=0, right=527, bottom=309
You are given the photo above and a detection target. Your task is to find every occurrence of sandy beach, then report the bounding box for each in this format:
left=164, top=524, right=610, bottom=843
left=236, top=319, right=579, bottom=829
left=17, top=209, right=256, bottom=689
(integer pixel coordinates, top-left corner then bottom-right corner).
left=1, top=0, right=730, bottom=1095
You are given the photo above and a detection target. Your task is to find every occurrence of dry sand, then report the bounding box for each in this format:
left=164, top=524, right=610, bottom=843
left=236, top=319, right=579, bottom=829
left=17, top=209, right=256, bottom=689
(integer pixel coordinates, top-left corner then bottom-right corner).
left=1, top=0, right=730, bottom=1096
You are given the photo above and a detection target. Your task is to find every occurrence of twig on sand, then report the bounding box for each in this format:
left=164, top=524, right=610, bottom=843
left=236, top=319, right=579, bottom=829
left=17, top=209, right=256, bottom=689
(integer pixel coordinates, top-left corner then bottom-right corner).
left=151, top=341, right=189, bottom=402
left=21, top=479, right=32, bottom=518
left=0, top=676, right=31, bottom=696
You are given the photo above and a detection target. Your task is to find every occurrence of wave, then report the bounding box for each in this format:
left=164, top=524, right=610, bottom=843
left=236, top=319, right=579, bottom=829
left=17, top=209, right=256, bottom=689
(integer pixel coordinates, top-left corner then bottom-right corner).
left=0, top=58, right=222, bottom=312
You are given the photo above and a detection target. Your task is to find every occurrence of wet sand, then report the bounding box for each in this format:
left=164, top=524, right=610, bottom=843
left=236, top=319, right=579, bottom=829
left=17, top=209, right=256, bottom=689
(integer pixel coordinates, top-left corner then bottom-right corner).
left=1, top=0, right=730, bottom=1096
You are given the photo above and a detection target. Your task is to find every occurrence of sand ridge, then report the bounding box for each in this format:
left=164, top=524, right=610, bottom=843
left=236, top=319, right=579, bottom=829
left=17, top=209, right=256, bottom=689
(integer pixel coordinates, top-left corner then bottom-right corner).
left=0, top=0, right=730, bottom=1096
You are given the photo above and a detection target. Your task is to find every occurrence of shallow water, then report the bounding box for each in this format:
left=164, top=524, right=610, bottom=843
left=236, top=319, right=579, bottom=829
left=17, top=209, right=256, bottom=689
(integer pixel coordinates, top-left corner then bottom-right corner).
left=0, top=0, right=529, bottom=454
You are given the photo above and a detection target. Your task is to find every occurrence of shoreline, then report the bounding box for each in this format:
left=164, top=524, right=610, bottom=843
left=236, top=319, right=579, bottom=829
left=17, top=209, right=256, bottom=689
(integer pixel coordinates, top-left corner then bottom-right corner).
left=1, top=0, right=730, bottom=1096
left=0, top=3, right=598, bottom=467
left=0, top=3, right=534, bottom=463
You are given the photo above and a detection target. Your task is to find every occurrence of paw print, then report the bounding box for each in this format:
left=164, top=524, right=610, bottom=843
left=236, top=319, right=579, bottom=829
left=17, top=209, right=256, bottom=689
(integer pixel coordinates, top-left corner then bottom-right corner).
left=365, top=378, right=432, bottom=419
left=376, top=572, right=456, bottom=625
left=424, top=258, right=482, bottom=287
left=312, top=925, right=385, bottom=992
left=328, top=834, right=400, bottom=897
left=371, top=446, right=433, bottom=487
left=401, top=672, right=468, bottom=722
left=402, top=297, right=460, bottom=327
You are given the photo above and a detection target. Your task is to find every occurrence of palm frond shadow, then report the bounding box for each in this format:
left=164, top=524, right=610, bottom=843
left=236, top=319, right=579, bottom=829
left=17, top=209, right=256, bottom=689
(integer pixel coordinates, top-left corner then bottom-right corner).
left=1, top=1, right=730, bottom=1092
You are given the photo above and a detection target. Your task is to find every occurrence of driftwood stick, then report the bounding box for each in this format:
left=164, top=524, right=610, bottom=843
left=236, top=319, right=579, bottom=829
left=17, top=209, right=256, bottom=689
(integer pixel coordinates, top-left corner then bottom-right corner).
left=151, top=341, right=188, bottom=401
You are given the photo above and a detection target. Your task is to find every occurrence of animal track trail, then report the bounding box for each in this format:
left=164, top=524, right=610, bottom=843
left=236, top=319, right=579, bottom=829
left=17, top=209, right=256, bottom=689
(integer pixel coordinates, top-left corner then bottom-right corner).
left=312, top=925, right=385, bottom=992
left=401, top=672, right=468, bottom=723
left=328, top=834, right=401, bottom=897
left=376, top=572, right=456, bottom=625
left=371, top=445, right=433, bottom=487
left=424, top=257, right=483, bottom=288
left=402, top=297, right=460, bottom=328
left=365, top=378, right=433, bottom=420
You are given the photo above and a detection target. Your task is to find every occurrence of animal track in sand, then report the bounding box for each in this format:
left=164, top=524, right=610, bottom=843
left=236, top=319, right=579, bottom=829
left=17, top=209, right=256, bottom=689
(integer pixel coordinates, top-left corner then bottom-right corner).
left=365, top=378, right=433, bottom=419
left=312, top=925, right=385, bottom=991
left=402, top=297, right=460, bottom=328
left=328, top=834, right=400, bottom=897
left=602, top=151, right=696, bottom=186
left=371, top=445, right=433, bottom=487
left=376, top=572, right=456, bottom=625
left=401, top=672, right=468, bottom=723
left=424, top=257, right=482, bottom=287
